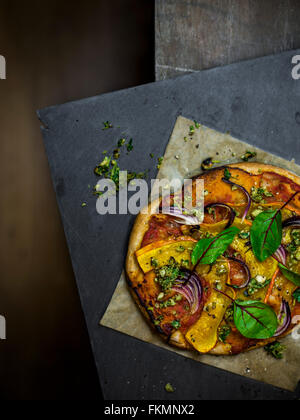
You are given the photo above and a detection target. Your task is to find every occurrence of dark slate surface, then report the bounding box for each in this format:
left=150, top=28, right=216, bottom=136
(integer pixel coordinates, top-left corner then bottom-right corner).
left=38, top=50, right=300, bottom=400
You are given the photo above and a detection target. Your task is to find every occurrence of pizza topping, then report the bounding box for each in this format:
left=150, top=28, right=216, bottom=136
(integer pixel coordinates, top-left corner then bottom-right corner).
left=260, top=172, right=300, bottom=207
left=222, top=178, right=252, bottom=221
left=277, top=263, right=300, bottom=287
left=250, top=186, right=273, bottom=203
left=250, top=209, right=283, bottom=262
left=218, top=325, right=232, bottom=343
left=136, top=238, right=196, bottom=273
left=293, top=288, right=300, bottom=302
left=233, top=298, right=278, bottom=339
left=238, top=230, right=250, bottom=240
left=273, top=299, right=291, bottom=337
left=154, top=259, right=183, bottom=292
left=227, top=257, right=251, bottom=289
left=141, top=215, right=182, bottom=247
left=191, top=226, right=240, bottom=266
left=132, top=165, right=300, bottom=354
left=204, top=203, right=236, bottom=228
left=171, top=270, right=203, bottom=315
left=273, top=245, right=287, bottom=265
left=282, top=216, right=300, bottom=229
left=161, top=206, right=201, bottom=225
left=245, top=276, right=270, bottom=296
left=223, top=167, right=232, bottom=180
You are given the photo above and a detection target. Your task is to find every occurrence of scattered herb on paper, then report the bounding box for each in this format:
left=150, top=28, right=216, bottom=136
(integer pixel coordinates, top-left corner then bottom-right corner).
left=264, top=341, right=286, bottom=359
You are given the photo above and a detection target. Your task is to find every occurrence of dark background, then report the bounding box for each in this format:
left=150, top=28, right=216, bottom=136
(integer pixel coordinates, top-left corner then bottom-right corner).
left=0, top=0, right=154, bottom=400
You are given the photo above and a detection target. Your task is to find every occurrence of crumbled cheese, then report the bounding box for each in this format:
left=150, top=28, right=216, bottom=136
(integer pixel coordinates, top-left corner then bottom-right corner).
left=256, top=275, right=267, bottom=284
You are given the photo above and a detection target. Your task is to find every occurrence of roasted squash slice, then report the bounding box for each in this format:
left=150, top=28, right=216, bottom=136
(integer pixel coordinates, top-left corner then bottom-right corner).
left=136, top=237, right=197, bottom=273
left=185, top=261, right=232, bottom=353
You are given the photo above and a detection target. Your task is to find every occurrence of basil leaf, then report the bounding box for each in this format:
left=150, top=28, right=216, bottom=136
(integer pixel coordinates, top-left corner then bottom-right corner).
left=234, top=300, right=278, bottom=339
left=250, top=210, right=282, bottom=262
left=191, top=226, right=239, bottom=265
left=278, top=263, right=300, bottom=287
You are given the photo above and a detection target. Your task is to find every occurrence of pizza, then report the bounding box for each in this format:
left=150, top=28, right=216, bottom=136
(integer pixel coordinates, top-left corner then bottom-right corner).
left=126, top=163, right=300, bottom=355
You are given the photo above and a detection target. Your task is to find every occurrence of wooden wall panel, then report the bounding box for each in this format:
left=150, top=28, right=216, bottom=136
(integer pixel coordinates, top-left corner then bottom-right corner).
left=156, top=0, right=300, bottom=79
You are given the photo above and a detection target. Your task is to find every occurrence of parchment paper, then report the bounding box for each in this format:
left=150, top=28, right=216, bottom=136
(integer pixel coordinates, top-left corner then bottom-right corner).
left=100, top=116, right=300, bottom=392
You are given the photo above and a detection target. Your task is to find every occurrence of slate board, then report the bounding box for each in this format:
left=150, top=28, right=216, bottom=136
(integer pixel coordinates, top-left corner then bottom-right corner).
left=38, top=50, right=300, bottom=400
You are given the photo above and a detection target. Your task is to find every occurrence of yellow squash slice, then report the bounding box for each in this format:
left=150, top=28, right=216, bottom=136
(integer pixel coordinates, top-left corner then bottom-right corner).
left=185, top=261, right=232, bottom=353
left=136, top=237, right=197, bottom=273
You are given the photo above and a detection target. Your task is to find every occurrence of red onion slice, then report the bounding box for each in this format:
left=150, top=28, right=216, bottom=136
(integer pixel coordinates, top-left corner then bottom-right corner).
left=172, top=270, right=203, bottom=315
left=227, top=257, right=251, bottom=289
left=273, top=299, right=291, bottom=337
left=272, top=245, right=287, bottom=265
left=222, top=178, right=252, bottom=222
left=161, top=206, right=201, bottom=225
left=204, top=203, right=236, bottom=229
left=282, top=216, right=300, bottom=229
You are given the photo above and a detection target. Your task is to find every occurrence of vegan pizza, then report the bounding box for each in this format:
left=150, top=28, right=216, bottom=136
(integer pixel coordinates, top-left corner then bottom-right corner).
left=126, top=163, right=300, bottom=355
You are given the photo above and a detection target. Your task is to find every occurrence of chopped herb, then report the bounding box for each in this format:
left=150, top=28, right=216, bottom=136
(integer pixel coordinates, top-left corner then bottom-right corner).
left=216, top=265, right=227, bottom=275
left=218, top=325, right=231, bottom=343
left=157, top=157, right=164, bottom=169
left=151, top=257, right=159, bottom=268
left=251, top=186, right=273, bottom=203
left=264, top=341, right=286, bottom=359
left=117, top=138, right=126, bottom=147
left=154, top=315, right=164, bottom=326
left=126, top=138, right=133, bottom=152
left=241, top=150, right=257, bottom=162
left=113, top=148, right=120, bottom=159
left=251, top=208, right=264, bottom=219
left=157, top=292, right=164, bottom=301
left=224, top=305, right=234, bottom=324
left=238, top=230, right=250, bottom=240
left=194, top=121, right=200, bottom=129
left=150, top=153, right=154, bottom=158
left=247, top=276, right=270, bottom=296
left=81, top=202, right=87, bottom=208
left=155, top=259, right=181, bottom=292
left=102, top=121, right=113, bottom=130
left=189, top=125, right=195, bottom=135
left=94, top=156, right=111, bottom=176
left=165, top=383, right=174, bottom=393
left=201, top=157, right=214, bottom=171
left=171, top=320, right=181, bottom=329
left=224, top=168, right=232, bottom=180
left=159, top=298, right=177, bottom=309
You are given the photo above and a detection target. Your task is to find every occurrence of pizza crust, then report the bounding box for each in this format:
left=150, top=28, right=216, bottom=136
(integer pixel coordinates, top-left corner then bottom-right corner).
left=125, top=163, right=300, bottom=355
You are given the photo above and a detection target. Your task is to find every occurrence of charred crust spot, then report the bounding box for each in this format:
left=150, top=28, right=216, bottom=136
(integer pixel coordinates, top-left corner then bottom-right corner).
left=133, top=287, right=166, bottom=336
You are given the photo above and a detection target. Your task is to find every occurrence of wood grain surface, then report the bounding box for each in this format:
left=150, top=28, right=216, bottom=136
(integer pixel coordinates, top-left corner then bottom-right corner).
left=0, top=0, right=154, bottom=400
left=156, top=0, right=300, bottom=79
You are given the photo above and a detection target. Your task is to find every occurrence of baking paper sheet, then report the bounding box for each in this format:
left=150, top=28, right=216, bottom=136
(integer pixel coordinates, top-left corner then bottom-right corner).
left=100, top=116, right=300, bottom=392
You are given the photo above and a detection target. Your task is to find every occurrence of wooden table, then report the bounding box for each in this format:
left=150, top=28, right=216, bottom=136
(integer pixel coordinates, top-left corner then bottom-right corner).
left=155, top=0, right=300, bottom=80
left=0, top=0, right=154, bottom=400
